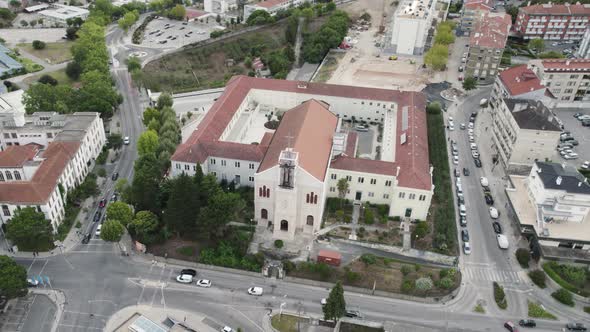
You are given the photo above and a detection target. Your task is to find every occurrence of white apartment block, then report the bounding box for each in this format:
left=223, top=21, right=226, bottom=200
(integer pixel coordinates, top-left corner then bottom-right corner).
left=171, top=76, right=434, bottom=244
left=389, top=0, right=438, bottom=55
left=0, top=98, right=105, bottom=232
left=507, top=162, right=590, bottom=261
left=529, top=58, right=590, bottom=108
left=204, top=0, right=237, bottom=14
left=491, top=99, right=561, bottom=170
left=244, top=0, right=311, bottom=21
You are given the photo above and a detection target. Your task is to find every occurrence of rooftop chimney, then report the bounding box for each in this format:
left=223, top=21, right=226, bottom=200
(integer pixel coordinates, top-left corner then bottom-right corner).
left=566, top=60, right=571, bottom=66
left=556, top=176, right=562, bottom=186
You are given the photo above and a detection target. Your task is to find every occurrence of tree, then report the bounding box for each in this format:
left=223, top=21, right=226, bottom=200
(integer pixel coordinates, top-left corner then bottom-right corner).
left=128, top=210, right=158, bottom=242
left=198, top=191, right=245, bottom=237
left=130, top=154, right=161, bottom=212
left=118, top=10, right=139, bottom=31
left=434, top=30, right=454, bottom=45
left=66, top=26, right=79, bottom=40
left=336, top=178, right=349, bottom=201
left=38, top=74, right=58, bottom=86
left=127, top=56, right=141, bottom=73
left=115, top=178, right=129, bottom=193
left=424, top=44, right=448, bottom=71
left=32, top=40, right=46, bottom=50
left=106, top=202, right=133, bottom=227
left=167, top=4, right=186, bottom=20
left=165, top=173, right=199, bottom=235
left=148, top=118, right=161, bottom=132
left=108, top=133, right=123, bottom=150
left=9, top=0, right=20, bottom=8
left=323, top=281, right=346, bottom=321
left=463, top=76, right=477, bottom=91
left=23, top=83, right=75, bottom=114
left=142, top=107, right=160, bottom=126
left=0, top=255, right=27, bottom=299
left=156, top=93, right=173, bottom=110
left=100, top=219, right=125, bottom=242
left=137, top=130, right=159, bottom=156
left=65, top=61, right=82, bottom=80
left=5, top=207, right=54, bottom=251
left=506, top=5, right=519, bottom=24
left=528, top=38, right=545, bottom=55
left=20, top=20, right=28, bottom=27
left=302, top=7, right=314, bottom=22
left=412, top=220, right=430, bottom=239
left=246, top=10, right=272, bottom=26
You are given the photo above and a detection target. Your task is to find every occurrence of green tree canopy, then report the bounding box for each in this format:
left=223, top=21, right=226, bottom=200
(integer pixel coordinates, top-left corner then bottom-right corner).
left=167, top=4, right=186, bottom=20
left=127, top=56, right=141, bottom=73
left=198, top=191, right=245, bottom=237
left=434, top=29, right=455, bottom=45
left=5, top=207, right=54, bottom=251
left=323, top=281, right=346, bottom=321
left=100, top=219, right=125, bottom=242
left=118, top=10, right=139, bottom=30
left=528, top=38, right=545, bottom=55
left=0, top=255, right=27, bottom=299
left=137, top=130, right=159, bottom=156
left=22, top=83, right=75, bottom=114
left=142, top=107, right=160, bottom=126
left=463, top=76, right=477, bottom=90
left=130, top=154, right=161, bottom=212
left=106, top=202, right=134, bottom=227
left=156, top=93, right=173, bottom=110
left=128, top=210, right=158, bottom=243
left=424, top=44, right=448, bottom=71
left=246, top=10, right=273, bottom=25
left=165, top=173, right=200, bottom=235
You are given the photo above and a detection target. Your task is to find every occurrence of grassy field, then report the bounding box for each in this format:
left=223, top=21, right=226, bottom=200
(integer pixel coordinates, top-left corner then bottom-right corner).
left=527, top=301, right=557, bottom=320
left=17, top=41, right=74, bottom=64
left=23, top=68, right=77, bottom=87
left=312, top=50, right=345, bottom=83
left=271, top=314, right=308, bottom=332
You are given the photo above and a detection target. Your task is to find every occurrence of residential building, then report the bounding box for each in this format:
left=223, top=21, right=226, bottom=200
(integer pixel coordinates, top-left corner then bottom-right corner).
left=204, top=0, right=237, bottom=15
left=389, top=0, right=438, bottom=55
left=0, top=44, right=24, bottom=79
left=514, top=3, right=590, bottom=41
left=577, top=27, right=590, bottom=58
left=490, top=65, right=552, bottom=110
left=39, top=4, right=89, bottom=26
left=244, top=0, right=311, bottom=21
left=465, top=13, right=511, bottom=84
left=460, top=0, right=494, bottom=33
left=507, top=162, right=590, bottom=262
left=529, top=58, right=590, bottom=108
left=491, top=99, right=561, bottom=171
left=171, top=75, right=433, bottom=245
left=0, top=110, right=105, bottom=232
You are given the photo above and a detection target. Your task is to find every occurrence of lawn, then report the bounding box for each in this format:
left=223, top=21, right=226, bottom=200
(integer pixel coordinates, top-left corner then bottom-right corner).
left=543, top=262, right=590, bottom=297
left=527, top=301, right=557, bottom=320
left=271, top=314, right=308, bottom=332
left=23, top=68, right=77, bottom=87
left=287, top=255, right=460, bottom=297
left=312, top=50, right=345, bottom=83
left=17, top=41, right=74, bottom=64
left=13, top=55, right=44, bottom=73
left=340, top=322, right=384, bottom=332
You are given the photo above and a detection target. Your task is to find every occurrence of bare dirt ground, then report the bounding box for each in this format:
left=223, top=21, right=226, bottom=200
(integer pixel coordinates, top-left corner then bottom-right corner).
left=330, top=0, right=442, bottom=91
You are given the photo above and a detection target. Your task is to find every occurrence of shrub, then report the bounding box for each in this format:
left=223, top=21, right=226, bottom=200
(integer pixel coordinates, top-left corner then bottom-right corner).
left=97, top=168, right=107, bottom=178
left=75, top=221, right=81, bottom=228
left=528, top=270, right=546, bottom=289
left=528, top=301, right=557, bottom=319
left=515, top=248, right=530, bottom=268
left=360, top=253, right=377, bottom=266
left=551, top=288, right=574, bottom=306
left=493, top=282, right=507, bottom=309
left=176, top=246, right=195, bottom=256
left=401, top=279, right=414, bottom=293
left=364, top=208, right=374, bottom=224
left=274, top=239, right=283, bottom=249
left=415, top=277, right=433, bottom=291
left=543, top=262, right=590, bottom=297
left=401, top=265, right=412, bottom=276
left=345, top=269, right=361, bottom=283
left=414, top=264, right=421, bottom=272
left=32, top=40, right=46, bottom=50
left=559, top=264, right=586, bottom=288
left=282, top=260, right=295, bottom=273
left=438, top=277, right=454, bottom=289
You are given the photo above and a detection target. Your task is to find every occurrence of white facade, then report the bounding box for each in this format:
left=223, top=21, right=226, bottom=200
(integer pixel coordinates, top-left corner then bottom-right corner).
left=389, top=0, right=438, bottom=55
left=204, top=0, right=237, bottom=14
left=244, top=0, right=311, bottom=21
left=529, top=59, right=590, bottom=108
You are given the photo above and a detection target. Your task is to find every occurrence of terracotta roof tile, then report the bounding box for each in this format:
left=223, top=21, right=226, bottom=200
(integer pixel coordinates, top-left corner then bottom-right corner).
left=499, top=65, right=545, bottom=96
left=520, top=3, right=590, bottom=16
left=470, top=13, right=511, bottom=49
left=464, top=0, right=494, bottom=11
left=258, top=99, right=338, bottom=181
left=330, top=156, right=397, bottom=176
left=541, top=59, right=590, bottom=71
left=254, top=0, right=289, bottom=9
left=0, top=145, right=39, bottom=167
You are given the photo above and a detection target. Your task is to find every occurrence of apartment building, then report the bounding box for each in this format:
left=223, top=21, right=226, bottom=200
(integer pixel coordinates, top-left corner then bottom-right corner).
left=491, top=99, right=561, bottom=170
left=389, top=0, right=438, bottom=55
left=514, top=3, right=590, bottom=41
left=466, top=13, right=511, bottom=84
left=507, top=162, right=590, bottom=262
left=0, top=108, right=105, bottom=232
left=529, top=58, right=590, bottom=108
left=577, top=27, right=590, bottom=58
left=244, top=0, right=311, bottom=21
left=204, top=0, right=237, bottom=15
left=460, top=0, right=494, bottom=33
left=490, top=65, right=552, bottom=110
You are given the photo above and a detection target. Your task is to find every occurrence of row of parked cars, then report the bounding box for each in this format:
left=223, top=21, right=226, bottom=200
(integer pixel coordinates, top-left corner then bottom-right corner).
left=558, top=129, right=579, bottom=160
left=504, top=320, right=586, bottom=331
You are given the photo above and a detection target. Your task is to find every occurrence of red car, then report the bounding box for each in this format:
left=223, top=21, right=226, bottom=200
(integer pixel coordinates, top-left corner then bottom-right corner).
left=98, top=199, right=106, bottom=208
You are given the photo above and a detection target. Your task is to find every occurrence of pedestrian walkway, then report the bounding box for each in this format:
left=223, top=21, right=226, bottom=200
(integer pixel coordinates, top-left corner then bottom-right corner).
left=463, top=266, right=523, bottom=284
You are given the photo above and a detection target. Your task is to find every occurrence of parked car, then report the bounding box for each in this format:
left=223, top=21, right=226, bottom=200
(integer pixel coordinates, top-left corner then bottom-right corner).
left=566, top=323, right=587, bottom=331
left=485, top=193, right=494, bottom=205
left=196, top=279, right=211, bottom=287
left=472, top=150, right=480, bottom=159
left=454, top=169, right=460, bottom=177
left=355, top=125, right=369, bottom=132
left=93, top=211, right=101, bottom=222
left=181, top=269, right=197, bottom=276
left=504, top=321, right=518, bottom=332
left=519, top=319, right=536, bottom=327
left=463, top=168, right=470, bottom=176
left=453, top=156, right=459, bottom=165
left=497, top=234, right=509, bottom=249
left=469, top=135, right=475, bottom=142
left=470, top=143, right=477, bottom=150
left=565, top=153, right=579, bottom=160
left=248, top=287, right=263, bottom=296
left=480, top=177, right=489, bottom=187
left=222, top=327, right=233, bottom=332
left=582, top=161, right=590, bottom=170
left=111, top=172, right=119, bottom=181
left=176, top=274, right=193, bottom=283
left=27, top=278, right=39, bottom=287
left=460, top=215, right=467, bottom=227
left=574, top=112, right=584, bottom=118
left=492, top=221, right=503, bottom=234
left=345, top=310, right=363, bottom=319
left=582, top=119, right=590, bottom=127
left=489, top=207, right=499, bottom=219
left=457, top=195, right=465, bottom=205
left=95, top=224, right=102, bottom=237
left=459, top=204, right=466, bottom=217
left=82, top=233, right=91, bottom=244
left=482, top=185, right=491, bottom=194
left=460, top=123, right=466, bottom=129
left=463, top=242, right=472, bottom=255
left=124, top=136, right=130, bottom=145
left=570, top=140, right=579, bottom=146
left=99, top=199, right=106, bottom=208
left=461, top=229, right=469, bottom=242
left=474, top=158, right=482, bottom=168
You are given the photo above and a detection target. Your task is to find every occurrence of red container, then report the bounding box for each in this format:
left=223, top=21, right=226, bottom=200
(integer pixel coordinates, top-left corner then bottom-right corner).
left=317, top=249, right=342, bottom=266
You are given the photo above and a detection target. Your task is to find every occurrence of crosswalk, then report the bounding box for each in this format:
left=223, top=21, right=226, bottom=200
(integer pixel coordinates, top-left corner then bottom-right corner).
left=463, top=267, right=523, bottom=284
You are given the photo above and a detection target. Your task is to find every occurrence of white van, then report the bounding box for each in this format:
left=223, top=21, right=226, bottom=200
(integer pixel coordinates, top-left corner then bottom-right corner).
left=496, top=234, right=509, bottom=249
left=480, top=177, right=489, bottom=187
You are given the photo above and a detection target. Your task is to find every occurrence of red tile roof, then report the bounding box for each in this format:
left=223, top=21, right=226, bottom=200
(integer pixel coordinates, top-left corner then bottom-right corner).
left=185, top=8, right=207, bottom=19
left=519, top=3, right=590, bottom=16
left=331, top=156, right=396, bottom=176
left=258, top=100, right=338, bottom=181
left=254, top=0, right=289, bottom=9
left=0, top=145, right=39, bottom=168
left=541, top=59, right=590, bottom=72
left=345, top=131, right=357, bottom=157
left=498, top=65, right=545, bottom=96
left=464, top=0, right=494, bottom=11
left=470, top=13, right=511, bottom=49
left=0, top=141, right=80, bottom=204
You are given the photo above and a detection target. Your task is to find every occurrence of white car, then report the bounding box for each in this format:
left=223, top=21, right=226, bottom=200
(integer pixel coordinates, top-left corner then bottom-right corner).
left=582, top=161, right=590, bottom=169
left=489, top=207, right=499, bottom=219
left=480, top=177, right=489, bottom=187
left=196, top=279, right=211, bottom=287
left=496, top=234, right=509, bottom=249
left=460, top=123, right=466, bottom=130
left=247, top=286, right=263, bottom=296
left=176, top=274, right=193, bottom=283
left=453, top=155, right=459, bottom=165
left=448, top=116, right=454, bottom=122
left=456, top=183, right=463, bottom=194
left=27, top=278, right=39, bottom=287
left=459, top=204, right=466, bottom=217
left=449, top=124, right=455, bottom=131
left=456, top=177, right=462, bottom=186
left=463, top=242, right=472, bottom=255
left=124, top=136, right=130, bottom=145
left=95, top=224, right=102, bottom=237
left=321, top=298, right=327, bottom=306
left=472, top=150, right=480, bottom=159
left=468, top=128, right=474, bottom=135
left=468, top=122, right=474, bottom=129
left=565, top=153, right=579, bottom=160
left=221, top=327, right=233, bottom=332
left=470, top=143, right=477, bottom=150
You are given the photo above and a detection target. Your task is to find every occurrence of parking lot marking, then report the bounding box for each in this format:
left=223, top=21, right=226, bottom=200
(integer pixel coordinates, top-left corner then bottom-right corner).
left=58, top=323, right=103, bottom=330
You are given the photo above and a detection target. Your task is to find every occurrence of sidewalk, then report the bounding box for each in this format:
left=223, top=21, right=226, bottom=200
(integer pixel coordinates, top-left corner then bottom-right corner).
left=29, top=288, right=66, bottom=332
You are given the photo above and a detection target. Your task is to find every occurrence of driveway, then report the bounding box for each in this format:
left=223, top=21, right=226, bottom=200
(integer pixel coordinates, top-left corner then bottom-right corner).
left=554, top=108, right=590, bottom=168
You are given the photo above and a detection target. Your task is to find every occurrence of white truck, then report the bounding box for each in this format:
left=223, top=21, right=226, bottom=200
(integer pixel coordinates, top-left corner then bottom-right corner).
left=496, top=234, right=509, bottom=249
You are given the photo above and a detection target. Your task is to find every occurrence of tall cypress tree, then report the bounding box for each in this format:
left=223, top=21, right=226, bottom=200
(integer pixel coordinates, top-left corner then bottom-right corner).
left=323, top=281, right=346, bottom=321
left=164, top=173, right=198, bottom=236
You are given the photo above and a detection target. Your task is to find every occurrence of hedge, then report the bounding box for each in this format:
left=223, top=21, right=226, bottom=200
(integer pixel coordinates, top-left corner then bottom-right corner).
left=528, top=270, right=546, bottom=289
left=515, top=248, right=530, bottom=268
left=543, top=262, right=590, bottom=297
left=493, top=282, right=507, bottom=309
left=551, top=288, right=574, bottom=307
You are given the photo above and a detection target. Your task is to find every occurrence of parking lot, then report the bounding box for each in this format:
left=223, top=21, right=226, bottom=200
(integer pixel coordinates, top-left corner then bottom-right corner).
left=140, top=17, right=223, bottom=49
left=555, top=108, right=590, bottom=167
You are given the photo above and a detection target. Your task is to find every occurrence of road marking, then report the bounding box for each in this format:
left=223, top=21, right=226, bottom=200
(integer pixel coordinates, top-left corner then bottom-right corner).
left=20, top=294, right=37, bottom=328
left=230, top=306, right=265, bottom=332
left=58, top=323, right=103, bottom=330
left=137, top=263, right=155, bottom=304
left=38, top=259, right=48, bottom=276
left=150, top=264, right=166, bottom=306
